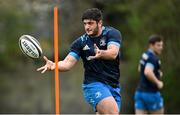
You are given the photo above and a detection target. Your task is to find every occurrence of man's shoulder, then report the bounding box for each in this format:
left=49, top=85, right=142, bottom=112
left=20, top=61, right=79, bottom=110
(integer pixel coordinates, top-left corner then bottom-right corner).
left=143, top=50, right=157, bottom=62
left=73, top=33, right=88, bottom=43
left=76, top=33, right=89, bottom=42
left=103, top=26, right=121, bottom=38
left=104, top=26, right=120, bottom=33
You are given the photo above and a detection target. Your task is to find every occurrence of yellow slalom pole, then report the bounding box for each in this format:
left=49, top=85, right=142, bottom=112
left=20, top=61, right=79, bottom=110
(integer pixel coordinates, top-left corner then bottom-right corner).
left=54, top=6, right=60, bottom=115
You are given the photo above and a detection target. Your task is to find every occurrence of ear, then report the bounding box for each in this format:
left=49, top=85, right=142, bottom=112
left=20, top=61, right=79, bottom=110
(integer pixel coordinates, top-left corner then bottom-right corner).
left=98, top=20, right=103, bottom=26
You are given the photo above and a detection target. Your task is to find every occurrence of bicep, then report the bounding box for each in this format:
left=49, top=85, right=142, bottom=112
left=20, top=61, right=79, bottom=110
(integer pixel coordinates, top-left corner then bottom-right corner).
left=144, top=63, right=154, bottom=76
left=107, top=44, right=120, bottom=55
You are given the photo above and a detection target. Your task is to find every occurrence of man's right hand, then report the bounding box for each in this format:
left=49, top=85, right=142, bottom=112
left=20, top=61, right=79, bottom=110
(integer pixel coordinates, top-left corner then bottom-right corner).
left=157, top=80, right=164, bottom=89
left=37, top=56, right=55, bottom=73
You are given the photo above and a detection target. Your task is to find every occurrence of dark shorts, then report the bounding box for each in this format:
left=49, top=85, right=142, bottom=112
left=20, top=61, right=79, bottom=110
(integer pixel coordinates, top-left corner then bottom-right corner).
left=134, top=91, right=164, bottom=111
left=82, top=82, right=121, bottom=112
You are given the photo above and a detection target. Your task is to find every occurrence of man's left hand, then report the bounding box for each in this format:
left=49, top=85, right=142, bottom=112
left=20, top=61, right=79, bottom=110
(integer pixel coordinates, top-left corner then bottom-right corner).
left=87, top=44, right=102, bottom=60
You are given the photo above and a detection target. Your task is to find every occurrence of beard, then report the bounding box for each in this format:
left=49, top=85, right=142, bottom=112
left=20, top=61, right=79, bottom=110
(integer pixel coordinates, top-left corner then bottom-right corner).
left=88, top=25, right=99, bottom=37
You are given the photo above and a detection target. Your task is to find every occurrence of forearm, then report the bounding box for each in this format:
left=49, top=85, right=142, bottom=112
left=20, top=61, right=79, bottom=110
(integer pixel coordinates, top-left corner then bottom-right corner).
left=37, top=55, right=77, bottom=74
left=57, top=61, right=72, bottom=72
left=99, top=49, right=118, bottom=60
left=145, top=72, right=161, bottom=86
left=57, top=55, right=77, bottom=71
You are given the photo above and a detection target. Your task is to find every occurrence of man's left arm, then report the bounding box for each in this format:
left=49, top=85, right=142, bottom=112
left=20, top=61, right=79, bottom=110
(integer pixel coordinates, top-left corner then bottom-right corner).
left=88, top=28, right=121, bottom=60
left=88, top=43, right=120, bottom=60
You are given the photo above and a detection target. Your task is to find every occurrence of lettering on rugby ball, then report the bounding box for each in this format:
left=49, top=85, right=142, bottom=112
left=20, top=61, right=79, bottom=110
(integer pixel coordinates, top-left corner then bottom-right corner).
left=19, top=35, right=42, bottom=59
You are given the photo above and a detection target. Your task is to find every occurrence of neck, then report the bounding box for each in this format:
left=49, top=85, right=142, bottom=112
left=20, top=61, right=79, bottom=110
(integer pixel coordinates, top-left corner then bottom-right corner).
left=97, top=26, right=103, bottom=37
left=149, top=48, right=158, bottom=55
left=92, top=26, right=103, bottom=38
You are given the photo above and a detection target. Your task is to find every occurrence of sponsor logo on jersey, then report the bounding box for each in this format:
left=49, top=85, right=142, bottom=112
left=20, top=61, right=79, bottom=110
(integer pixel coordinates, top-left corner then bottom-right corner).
left=83, top=45, right=90, bottom=50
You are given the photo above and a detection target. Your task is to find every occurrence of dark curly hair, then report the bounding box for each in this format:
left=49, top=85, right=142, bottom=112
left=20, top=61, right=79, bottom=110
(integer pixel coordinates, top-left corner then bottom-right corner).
left=82, top=8, right=103, bottom=22
left=148, top=34, right=163, bottom=45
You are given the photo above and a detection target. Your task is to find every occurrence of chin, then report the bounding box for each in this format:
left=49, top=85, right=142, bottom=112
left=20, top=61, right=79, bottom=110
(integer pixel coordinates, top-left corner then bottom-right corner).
left=157, top=52, right=162, bottom=55
left=87, top=33, right=92, bottom=36
left=87, top=33, right=94, bottom=37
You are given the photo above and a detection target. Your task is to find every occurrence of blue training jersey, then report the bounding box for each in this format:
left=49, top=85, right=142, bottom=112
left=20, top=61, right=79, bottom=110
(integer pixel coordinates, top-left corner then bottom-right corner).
left=69, top=26, right=122, bottom=87
left=137, top=49, right=162, bottom=92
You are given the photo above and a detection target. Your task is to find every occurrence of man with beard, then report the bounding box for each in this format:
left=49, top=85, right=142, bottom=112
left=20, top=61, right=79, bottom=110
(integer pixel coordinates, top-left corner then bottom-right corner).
left=37, top=8, right=122, bottom=114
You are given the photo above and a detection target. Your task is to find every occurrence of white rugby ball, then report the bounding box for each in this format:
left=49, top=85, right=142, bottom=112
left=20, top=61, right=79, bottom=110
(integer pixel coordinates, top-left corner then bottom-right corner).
left=19, top=35, right=42, bottom=59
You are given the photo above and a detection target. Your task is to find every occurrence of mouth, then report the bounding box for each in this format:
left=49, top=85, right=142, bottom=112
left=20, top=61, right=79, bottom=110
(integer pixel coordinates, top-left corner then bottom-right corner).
left=86, top=29, right=93, bottom=34
left=86, top=29, right=91, bottom=32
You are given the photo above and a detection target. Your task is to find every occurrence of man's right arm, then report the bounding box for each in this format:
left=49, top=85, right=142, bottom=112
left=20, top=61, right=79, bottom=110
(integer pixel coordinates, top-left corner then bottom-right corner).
left=58, top=54, right=78, bottom=71
left=144, top=65, right=163, bottom=89
left=37, top=54, right=78, bottom=73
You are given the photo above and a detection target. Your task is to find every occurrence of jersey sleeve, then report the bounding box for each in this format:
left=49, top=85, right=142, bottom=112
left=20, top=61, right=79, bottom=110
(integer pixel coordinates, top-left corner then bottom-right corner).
left=146, top=63, right=155, bottom=70
left=145, top=55, right=156, bottom=70
left=69, top=38, right=81, bottom=60
left=107, top=29, right=122, bottom=48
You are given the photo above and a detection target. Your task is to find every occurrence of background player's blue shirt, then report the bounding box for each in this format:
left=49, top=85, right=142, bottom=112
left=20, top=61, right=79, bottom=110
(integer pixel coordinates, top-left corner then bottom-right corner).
left=69, top=26, right=122, bottom=87
left=137, top=49, right=162, bottom=92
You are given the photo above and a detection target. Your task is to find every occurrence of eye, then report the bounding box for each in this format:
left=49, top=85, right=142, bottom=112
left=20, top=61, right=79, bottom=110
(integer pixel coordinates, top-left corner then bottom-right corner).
left=83, top=22, right=87, bottom=25
left=88, top=22, right=93, bottom=25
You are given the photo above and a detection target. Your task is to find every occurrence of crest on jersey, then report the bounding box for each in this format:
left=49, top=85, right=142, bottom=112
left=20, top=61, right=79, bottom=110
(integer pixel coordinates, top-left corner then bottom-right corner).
left=158, top=60, right=161, bottom=65
left=95, top=91, right=102, bottom=98
left=100, top=38, right=106, bottom=46
left=142, top=53, right=148, bottom=60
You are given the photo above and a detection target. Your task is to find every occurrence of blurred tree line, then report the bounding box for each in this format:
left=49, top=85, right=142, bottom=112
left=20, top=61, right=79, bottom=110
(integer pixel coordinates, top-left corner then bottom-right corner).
left=0, top=0, right=179, bottom=114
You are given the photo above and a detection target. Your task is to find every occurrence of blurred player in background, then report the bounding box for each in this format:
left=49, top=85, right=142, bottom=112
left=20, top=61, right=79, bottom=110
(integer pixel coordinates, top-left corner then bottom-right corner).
left=134, top=35, right=164, bottom=114
left=37, top=8, right=122, bottom=114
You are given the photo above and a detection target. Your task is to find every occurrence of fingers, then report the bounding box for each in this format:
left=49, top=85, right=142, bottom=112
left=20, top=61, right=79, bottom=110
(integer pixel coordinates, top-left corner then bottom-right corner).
left=87, top=56, right=96, bottom=60
left=41, top=67, right=47, bottom=74
left=94, top=44, right=99, bottom=50
left=37, top=66, right=46, bottom=71
left=37, top=65, right=48, bottom=74
left=37, top=65, right=47, bottom=73
left=157, top=81, right=163, bottom=89
left=43, top=56, right=49, bottom=62
left=37, top=56, right=54, bottom=74
left=94, top=44, right=100, bottom=54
